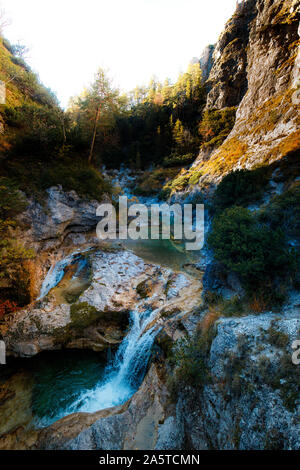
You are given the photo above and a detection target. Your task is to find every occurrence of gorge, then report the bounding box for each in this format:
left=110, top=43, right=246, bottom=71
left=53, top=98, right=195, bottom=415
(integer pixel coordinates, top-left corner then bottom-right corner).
left=0, top=0, right=299, bottom=451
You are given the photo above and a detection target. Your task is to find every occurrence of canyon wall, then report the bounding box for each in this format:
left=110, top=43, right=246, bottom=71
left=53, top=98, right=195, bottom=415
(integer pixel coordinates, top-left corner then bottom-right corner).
left=176, top=0, right=300, bottom=194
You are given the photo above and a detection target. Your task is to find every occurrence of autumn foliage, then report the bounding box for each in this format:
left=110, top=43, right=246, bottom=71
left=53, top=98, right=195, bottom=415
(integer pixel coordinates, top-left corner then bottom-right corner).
left=0, top=300, right=18, bottom=319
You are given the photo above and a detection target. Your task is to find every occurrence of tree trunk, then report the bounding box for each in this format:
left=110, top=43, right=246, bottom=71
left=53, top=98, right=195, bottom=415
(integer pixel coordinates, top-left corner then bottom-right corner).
left=88, top=103, right=101, bottom=165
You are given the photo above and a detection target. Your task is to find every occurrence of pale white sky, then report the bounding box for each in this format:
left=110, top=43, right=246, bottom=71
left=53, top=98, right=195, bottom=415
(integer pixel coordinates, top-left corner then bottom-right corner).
left=1, top=0, right=237, bottom=107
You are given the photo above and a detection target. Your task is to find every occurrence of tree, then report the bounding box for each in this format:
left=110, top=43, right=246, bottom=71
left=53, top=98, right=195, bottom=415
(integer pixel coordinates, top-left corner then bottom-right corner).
left=173, top=119, right=185, bottom=147
left=72, top=68, right=121, bottom=165
left=11, top=41, right=30, bottom=59
left=87, top=69, right=113, bottom=164
left=161, top=78, right=173, bottom=104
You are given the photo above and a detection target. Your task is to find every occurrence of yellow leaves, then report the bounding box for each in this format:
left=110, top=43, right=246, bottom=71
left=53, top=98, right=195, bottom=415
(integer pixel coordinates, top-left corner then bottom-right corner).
left=201, top=137, right=248, bottom=175
left=272, top=1, right=299, bottom=26
left=273, top=129, right=300, bottom=159
left=0, top=237, right=35, bottom=278
left=189, top=171, right=203, bottom=186
left=277, top=52, right=298, bottom=74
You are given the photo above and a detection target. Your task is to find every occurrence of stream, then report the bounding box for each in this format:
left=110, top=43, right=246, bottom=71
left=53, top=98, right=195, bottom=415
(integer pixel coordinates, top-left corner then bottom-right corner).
left=0, top=174, right=202, bottom=435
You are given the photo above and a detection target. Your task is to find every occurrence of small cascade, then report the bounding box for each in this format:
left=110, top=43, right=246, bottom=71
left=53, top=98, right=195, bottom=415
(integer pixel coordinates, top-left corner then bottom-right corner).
left=68, top=305, right=161, bottom=414
left=38, top=249, right=90, bottom=300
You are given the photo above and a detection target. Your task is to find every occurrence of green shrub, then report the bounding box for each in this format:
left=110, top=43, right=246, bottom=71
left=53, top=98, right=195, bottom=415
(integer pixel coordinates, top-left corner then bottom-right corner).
left=136, top=279, right=150, bottom=298
left=199, top=107, right=237, bottom=149
left=259, top=185, right=300, bottom=240
left=162, top=172, right=190, bottom=195
left=134, top=167, right=179, bottom=197
left=253, top=353, right=300, bottom=412
left=167, top=326, right=216, bottom=398
left=0, top=179, right=34, bottom=305
left=5, top=104, right=63, bottom=155
left=212, top=167, right=269, bottom=213
left=10, top=55, right=31, bottom=72
left=4, top=157, right=111, bottom=201
left=188, top=170, right=202, bottom=186
left=162, top=153, right=195, bottom=168
left=207, top=206, right=296, bottom=305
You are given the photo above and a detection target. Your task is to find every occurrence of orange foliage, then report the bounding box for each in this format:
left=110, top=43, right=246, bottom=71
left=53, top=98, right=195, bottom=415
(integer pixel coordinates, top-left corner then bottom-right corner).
left=200, top=308, right=220, bottom=333
left=0, top=300, right=19, bottom=319
left=275, top=129, right=300, bottom=158
left=249, top=295, right=267, bottom=313
left=198, top=137, right=248, bottom=176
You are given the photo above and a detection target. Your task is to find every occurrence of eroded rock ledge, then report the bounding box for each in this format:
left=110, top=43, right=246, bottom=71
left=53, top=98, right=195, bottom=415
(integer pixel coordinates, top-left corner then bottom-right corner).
left=0, top=249, right=202, bottom=357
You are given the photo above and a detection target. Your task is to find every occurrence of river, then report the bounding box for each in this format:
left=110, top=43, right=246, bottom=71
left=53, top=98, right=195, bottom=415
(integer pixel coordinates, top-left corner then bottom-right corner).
left=0, top=173, right=202, bottom=435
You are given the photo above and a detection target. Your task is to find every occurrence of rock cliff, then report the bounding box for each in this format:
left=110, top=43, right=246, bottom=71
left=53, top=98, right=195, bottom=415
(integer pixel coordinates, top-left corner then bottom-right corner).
left=199, top=45, right=215, bottom=82
left=175, top=298, right=300, bottom=450
left=206, top=0, right=257, bottom=109
left=172, top=0, right=300, bottom=195
left=13, top=186, right=109, bottom=300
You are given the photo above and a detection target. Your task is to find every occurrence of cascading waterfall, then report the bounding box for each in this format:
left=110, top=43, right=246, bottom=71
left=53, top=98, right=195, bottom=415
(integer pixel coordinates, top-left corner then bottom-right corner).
left=38, top=249, right=90, bottom=300
left=68, top=305, right=161, bottom=414
left=36, top=251, right=162, bottom=425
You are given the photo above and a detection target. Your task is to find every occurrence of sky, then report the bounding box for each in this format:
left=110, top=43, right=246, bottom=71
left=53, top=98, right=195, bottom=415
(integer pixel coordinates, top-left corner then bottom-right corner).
left=1, top=0, right=237, bottom=107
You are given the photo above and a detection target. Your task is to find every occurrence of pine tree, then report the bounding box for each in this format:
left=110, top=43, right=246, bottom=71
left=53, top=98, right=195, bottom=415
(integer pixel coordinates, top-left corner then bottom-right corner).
left=173, top=118, right=185, bottom=147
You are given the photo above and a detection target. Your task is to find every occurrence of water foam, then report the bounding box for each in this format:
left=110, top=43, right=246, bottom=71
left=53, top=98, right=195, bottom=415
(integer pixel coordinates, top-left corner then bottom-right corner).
left=68, top=306, right=161, bottom=414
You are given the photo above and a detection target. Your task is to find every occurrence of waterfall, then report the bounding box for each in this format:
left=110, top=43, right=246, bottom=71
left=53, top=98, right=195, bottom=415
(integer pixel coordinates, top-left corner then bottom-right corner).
left=38, top=249, right=90, bottom=300
left=35, top=247, right=162, bottom=424
left=68, top=306, right=161, bottom=413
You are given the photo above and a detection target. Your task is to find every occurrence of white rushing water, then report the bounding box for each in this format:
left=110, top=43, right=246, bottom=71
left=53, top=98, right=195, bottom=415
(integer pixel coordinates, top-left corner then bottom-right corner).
left=38, top=249, right=90, bottom=300
left=68, top=305, right=161, bottom=413
left=36, top=245, right=163, bottom=423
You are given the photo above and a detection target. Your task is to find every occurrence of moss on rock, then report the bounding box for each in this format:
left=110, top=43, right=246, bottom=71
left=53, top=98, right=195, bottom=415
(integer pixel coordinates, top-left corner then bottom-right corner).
left=70, top=302, right=104, bottom=329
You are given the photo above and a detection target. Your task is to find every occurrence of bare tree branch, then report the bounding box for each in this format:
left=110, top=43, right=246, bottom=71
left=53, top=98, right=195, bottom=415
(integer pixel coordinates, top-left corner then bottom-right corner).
left=0, top=7, right=11, bottom=35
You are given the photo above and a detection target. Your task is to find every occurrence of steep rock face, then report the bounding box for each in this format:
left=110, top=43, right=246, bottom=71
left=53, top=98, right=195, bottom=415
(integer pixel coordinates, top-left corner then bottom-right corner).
left=14, top=186, right=110, bottom=300
left=175, top=0, right=300, bottom=194
left=177, top=302, right=300, bottom=450
left=206, top=0, right=257, bottom=109
left=200, top=45, right=215, bottom=82
left=19, top=186, right=106, bottom=242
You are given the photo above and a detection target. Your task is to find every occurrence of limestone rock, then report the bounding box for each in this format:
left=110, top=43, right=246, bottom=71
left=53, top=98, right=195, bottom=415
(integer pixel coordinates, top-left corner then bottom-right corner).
left=176, top=0, right=300, bottom=192
left=206, top=0, right=257, bottom=109
left=20, top=186, right=107, bottom=242
left=0, top=249, right=202, bottom=358
left=200, top=45, right=215, bottom=82
left=176, top=312, right=300, bottom=449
